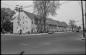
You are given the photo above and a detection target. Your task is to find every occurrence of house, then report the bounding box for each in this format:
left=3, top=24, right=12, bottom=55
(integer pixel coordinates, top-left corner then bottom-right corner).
left=46, top=18, right=58, bottom=32
left=57, top=22, right=68, bottom=32
left=11, top=9, right=39, bottom=34
left=45, top=18, right=68, bottom=32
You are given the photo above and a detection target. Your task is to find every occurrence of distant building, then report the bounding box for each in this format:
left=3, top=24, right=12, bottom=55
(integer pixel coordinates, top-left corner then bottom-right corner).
left=46, top=18, right=68, bottom=32
left=46, top=18, right=58, bottom=32
left=57, top=22, right=68, bottom=32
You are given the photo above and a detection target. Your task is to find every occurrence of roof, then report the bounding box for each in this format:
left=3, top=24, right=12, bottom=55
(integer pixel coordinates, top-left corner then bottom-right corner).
left=46, top=18, right=68, bottom=27
left=24, top=11, right=40, bottom=20
left=59, top=22, right=68, bottom=27
left=12, top=10, right=68, bottom=27
left=46, top=18, right=57, bottom=25
left=12, top=10, right=40, bottom=21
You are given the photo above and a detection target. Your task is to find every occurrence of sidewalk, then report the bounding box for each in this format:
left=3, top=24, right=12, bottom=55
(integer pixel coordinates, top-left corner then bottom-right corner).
left=1, top=32, right=67, bottom=36
left=1, top=33, right=48, bottom=36
left=1, top=33, right=50, bottom=41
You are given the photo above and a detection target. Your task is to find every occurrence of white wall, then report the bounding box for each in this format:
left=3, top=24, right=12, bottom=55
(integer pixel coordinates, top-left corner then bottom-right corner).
left=13, top=11, right=32, bottom=33
left=19, top=12, right=32, bottom=33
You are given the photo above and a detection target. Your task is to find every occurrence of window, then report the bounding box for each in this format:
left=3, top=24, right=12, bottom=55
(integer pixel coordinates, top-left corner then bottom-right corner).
left=26, top=27, right=28, bottom=29
left=23, top=28, right=24, bottom=30
left=23, top=22, right=24, bottom=24
left=17, top=27, right=18, bottom=29
left=23, top=16, right=24, bottom=18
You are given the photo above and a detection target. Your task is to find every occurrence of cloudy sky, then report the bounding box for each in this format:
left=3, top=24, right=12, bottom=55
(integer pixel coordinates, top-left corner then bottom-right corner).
left=1, top=0, right=85, bottom=27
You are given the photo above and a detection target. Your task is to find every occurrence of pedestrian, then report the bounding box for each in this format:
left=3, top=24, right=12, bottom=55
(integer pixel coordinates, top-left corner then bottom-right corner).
left=19, top=29, right=22, bottom=35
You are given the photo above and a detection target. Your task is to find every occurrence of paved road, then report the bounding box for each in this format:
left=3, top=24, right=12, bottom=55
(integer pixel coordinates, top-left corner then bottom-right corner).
left=1, top=32, right=85, bottom=54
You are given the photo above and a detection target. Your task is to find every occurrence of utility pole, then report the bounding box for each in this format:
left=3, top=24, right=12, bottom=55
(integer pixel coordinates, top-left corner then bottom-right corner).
left=81, top=0, right=85, bottom=39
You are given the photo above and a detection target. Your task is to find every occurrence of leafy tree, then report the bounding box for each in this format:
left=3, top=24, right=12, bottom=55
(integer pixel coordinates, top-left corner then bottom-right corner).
left=3, top=21, right=13, bottom=33
left=69, top=20, right=76, bottom=32
left=33, top=0, right=60, bottom=32
left=78, top=26, right=81, bottom=31
left=1, top=8, right=15, bottom=33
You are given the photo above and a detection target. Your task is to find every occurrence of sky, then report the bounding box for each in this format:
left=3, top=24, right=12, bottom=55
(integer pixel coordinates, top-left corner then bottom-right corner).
left=1, top=0, right=85, bottom=27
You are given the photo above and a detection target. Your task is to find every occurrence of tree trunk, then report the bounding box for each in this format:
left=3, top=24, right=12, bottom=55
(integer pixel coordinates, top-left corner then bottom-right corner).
left=42, top=1, right=47, bottom=33
left=42, top=16, right=46, bottom=33
left=38, top=19, right=43, bottom=33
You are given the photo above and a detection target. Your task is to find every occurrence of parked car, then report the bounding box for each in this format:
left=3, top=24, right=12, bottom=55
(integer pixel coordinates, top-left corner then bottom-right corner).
left=48, top=31, right=54, bottom=34
left=76, top=30, right=79, bottom=32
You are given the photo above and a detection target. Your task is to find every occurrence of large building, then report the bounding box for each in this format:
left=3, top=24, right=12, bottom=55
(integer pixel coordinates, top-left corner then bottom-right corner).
left=11, top=9, right=39, bottom=34
left=46, top=18, right=68, bottom=32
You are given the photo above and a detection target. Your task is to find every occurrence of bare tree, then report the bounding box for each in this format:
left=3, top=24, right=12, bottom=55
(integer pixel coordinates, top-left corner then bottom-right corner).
left=33, top=0, right=60, bottom=32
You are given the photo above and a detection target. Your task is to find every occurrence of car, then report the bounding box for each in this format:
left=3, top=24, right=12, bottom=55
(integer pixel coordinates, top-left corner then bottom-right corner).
left=48, top=31, right=54, bottom=34
left=76, top=30, right=79, bottom=32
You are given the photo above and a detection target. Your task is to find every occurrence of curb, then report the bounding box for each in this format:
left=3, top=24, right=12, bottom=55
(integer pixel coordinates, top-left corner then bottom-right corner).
left=1, top=33, right=48, bottom=36
left=1, top=32, right=67, bottom=36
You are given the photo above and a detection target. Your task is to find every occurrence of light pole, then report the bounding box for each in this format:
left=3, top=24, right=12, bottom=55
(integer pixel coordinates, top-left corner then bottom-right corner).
left=81, top=0, right=85, bottom=39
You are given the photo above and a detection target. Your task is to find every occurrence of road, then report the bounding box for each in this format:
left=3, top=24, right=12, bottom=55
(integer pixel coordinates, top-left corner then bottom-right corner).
left=1, top=32, right=85, bottom=54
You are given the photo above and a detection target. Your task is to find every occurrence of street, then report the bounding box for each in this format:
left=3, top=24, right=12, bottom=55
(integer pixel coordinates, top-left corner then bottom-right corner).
left=1, top=32, right=85, bottom=54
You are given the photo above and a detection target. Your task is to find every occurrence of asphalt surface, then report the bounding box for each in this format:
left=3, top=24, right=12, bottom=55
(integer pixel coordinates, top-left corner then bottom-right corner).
left=1, top=32, right=85, bottom=54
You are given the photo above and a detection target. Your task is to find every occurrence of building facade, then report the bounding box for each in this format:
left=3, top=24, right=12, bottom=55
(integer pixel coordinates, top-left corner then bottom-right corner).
left=12, top=10, right=37, bottom=34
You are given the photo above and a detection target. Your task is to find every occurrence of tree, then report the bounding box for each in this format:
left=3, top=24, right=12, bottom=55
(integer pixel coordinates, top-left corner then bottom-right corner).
left=69, top=20, right=76, bottom=32
left=3, top=21, right=13, bottom=33
left=78, top=26, right=81, bottom=31
left=1, top=8, right=15, bottom=33
left=33, top=0, right=60, bottom=32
